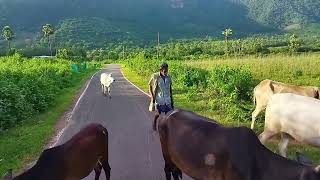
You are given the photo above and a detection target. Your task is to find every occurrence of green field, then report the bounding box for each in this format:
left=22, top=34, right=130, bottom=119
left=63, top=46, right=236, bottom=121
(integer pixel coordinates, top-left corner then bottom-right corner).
left=0, top=57, right=99, bottom=175
left=122, top=53, right=320, bottom=163
left=186, top=53, right=320, bottom=86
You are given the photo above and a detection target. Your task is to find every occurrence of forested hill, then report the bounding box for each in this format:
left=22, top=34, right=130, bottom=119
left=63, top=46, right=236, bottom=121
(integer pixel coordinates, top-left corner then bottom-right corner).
left=234, top=0, right=320, bottom=28
left=0, top=0, right=319, bottom=48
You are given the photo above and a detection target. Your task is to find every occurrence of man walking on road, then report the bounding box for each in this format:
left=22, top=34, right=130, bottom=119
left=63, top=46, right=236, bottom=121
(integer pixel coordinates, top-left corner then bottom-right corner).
left=148, top=63, right=174, bottom=131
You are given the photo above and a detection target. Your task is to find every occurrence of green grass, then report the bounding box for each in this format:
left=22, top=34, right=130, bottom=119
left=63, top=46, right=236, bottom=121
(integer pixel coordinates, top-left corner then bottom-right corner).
left=186, top=53, right=320, bottom=86
left=121, top=59, right=320, bottom=164
left=0, top=69, right=97, bottom=176
left=121, top=64, right=223, bottom=120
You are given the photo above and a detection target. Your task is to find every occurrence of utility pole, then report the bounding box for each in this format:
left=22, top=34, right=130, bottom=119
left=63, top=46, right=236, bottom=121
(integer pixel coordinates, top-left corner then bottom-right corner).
left=157, top=32, right=160, bottom=60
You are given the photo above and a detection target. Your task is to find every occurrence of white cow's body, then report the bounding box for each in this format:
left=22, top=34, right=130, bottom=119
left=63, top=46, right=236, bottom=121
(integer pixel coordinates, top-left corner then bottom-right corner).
left=251, top=79, right=319, bottom=129
left=100, top=73, right=115, bottom=98
left=259, top=93, right=320, bottom=157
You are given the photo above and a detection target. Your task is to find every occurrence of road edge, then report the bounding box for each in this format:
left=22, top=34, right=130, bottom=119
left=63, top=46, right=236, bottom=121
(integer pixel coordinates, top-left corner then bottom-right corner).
left=119, top=65, right=151, bottom=97
left=49, top=70, right=101, bottom=147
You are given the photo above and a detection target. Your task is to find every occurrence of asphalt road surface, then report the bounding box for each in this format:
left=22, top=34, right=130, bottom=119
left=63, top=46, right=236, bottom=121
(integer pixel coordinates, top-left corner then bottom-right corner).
left=56, top=64, right=192, bottom=180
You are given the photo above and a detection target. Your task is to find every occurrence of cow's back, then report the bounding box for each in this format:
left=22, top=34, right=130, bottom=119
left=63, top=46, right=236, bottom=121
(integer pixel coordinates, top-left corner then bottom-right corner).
left=11, top=124, right=109, bottom=180
left=160, top=110, right=253, bottom=180
left=62, top=124, right=108, bottom=178
left=265, top=93, right=320, bottom=143
left=272, top=81, right=317, bottom=97
left=254, top=79, right=317, bottom=103
left=100, top=73, right=113, bottom=87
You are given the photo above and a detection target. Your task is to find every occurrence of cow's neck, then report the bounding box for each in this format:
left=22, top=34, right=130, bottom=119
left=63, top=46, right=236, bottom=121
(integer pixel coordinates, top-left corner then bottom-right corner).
left=258, top=148, right=305, bottom=180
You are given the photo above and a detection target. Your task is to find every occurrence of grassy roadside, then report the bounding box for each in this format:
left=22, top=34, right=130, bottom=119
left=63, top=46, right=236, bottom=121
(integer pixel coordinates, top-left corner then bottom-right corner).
left=121, top=64, right=245, bottom=126
left=0, top=69, right=98, bottom=176
left=187, top=54, right=320, bottom=87
left=121, top=64, right=320, bottom=163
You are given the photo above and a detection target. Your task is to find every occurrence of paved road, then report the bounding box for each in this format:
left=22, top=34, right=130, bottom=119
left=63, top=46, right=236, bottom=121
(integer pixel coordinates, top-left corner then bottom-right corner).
left=56, top=64, right=192, bottom=180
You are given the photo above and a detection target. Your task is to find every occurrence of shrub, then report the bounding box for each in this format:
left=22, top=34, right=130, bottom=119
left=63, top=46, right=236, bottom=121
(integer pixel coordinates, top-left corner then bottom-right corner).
left=0, top=56, right=96, bottom=131
left=209, top=66, right=254, bottom=102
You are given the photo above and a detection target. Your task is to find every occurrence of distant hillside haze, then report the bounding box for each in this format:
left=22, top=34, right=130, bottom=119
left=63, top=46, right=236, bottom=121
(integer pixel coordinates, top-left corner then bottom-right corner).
left=0, top=0, right=319, bottom=48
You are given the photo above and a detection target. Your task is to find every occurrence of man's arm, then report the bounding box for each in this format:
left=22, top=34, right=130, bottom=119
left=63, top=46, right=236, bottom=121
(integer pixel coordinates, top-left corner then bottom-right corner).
left=148, top=75, right=155, bottom=103
left=149, top=85, right=155, bottom=103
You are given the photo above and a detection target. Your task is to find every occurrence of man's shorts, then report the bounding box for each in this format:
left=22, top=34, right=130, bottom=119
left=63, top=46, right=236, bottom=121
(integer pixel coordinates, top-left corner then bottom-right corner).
left=156, top=104, right=172, bottom=114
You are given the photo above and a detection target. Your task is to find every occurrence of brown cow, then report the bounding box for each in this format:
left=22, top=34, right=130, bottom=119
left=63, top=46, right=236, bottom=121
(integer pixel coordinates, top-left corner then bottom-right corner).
left=158, top=109, right=320, bottom=180
left=251, top=79, right=319, bottom=129
left=4, top=123, right=111, bottom=180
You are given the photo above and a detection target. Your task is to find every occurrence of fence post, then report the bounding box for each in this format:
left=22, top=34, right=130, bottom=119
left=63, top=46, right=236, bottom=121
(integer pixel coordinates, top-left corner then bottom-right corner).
left=71, top=64, right=80, bottom=73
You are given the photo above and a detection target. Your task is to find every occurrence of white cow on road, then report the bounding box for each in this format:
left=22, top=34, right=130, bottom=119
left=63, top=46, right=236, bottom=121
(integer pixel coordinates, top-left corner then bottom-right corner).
left=259, top=93, right=320, bottom=157
left=100, top=73, right=115, bottom=98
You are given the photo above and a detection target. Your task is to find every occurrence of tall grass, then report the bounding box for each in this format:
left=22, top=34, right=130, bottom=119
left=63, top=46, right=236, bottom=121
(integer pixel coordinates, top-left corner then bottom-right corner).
left=187, top=53, right=320, bottom=86
left=122, top=57, right=320, bottom=162
left=0, top=55, right=98, bottom=131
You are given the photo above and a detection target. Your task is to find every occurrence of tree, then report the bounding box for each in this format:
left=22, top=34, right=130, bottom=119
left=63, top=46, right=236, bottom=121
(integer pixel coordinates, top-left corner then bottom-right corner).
left=288, top=34, right=300, bottom=53
left=2, top=26, right=14, bottom=54
left=222, top=28, right=233, bottom=42
left=42, top=24, right=54, bottom=56
left=222, top=28, right=233, bottom=56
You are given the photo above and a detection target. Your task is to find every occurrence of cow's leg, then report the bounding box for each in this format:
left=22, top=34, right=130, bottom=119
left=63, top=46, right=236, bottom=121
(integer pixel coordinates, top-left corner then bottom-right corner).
left=101, top=84, right=105, bottom=95
left=107, top=86, right=111, bottom=99
left=94, top=161, right=103, bottom=180
left=172, top=166, right=183, bottom=180
left=251, top=105, right=264, bottom=129
left=102, top=85, right=107, bottom=96
left=259, top=130, right=277, bottom=144
left=159, top=131, right=182, bottom=180
left=279, top=133, right=290, bottom=157
left=159, top=128, right=173, bottom=180
left=100, top=143, right=111, bottom=180
left=101, top=160, right=111, bottom=180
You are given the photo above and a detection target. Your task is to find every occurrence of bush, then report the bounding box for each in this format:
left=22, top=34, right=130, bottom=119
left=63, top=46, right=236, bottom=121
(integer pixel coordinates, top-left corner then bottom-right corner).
left=124, top=59, right=256, bottom=123
left=209, top=66, right=254, bottom=102
left=0, top=79, right=32, bottom=130
left=183, top=68, right=209, bottom=88
left=0, top=56, right=96, bottom=131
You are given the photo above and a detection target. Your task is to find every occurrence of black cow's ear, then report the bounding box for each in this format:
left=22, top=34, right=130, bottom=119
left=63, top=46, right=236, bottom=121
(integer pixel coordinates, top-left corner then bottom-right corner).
left=296, top=152, right=313, bottom=166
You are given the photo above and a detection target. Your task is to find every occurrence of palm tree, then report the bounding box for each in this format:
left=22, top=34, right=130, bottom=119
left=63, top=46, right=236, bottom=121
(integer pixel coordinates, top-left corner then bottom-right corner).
left=222, top=28, right=233, bottom=42
left=42, top=24, right=54, bottom=56
left=2, top=26, right=14, bottom=54
left=289, top=34, right=300, bottom=53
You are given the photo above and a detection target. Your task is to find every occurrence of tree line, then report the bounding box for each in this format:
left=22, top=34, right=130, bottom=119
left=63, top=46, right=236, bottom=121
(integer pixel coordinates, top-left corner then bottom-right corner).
left=1, top=24, right=55, bottom=56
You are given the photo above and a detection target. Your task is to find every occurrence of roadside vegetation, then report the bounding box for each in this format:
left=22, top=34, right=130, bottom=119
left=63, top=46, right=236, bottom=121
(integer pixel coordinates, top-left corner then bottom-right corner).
left=0, top=55, right=100, bottom=175
left=121, top=52, right=320, bottom=162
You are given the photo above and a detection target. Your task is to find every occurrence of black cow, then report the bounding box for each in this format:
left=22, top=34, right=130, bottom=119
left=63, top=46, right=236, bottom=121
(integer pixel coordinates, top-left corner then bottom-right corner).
left=158, top=109, right=320, bottom=180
